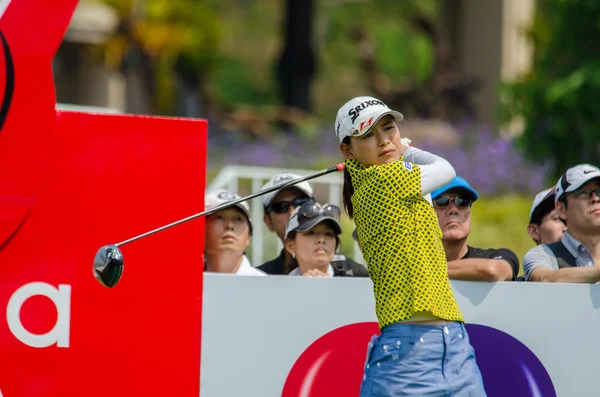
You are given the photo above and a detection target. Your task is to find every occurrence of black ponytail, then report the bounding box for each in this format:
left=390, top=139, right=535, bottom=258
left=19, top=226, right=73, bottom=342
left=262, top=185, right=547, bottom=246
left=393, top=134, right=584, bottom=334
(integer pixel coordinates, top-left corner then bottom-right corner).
left=341, top=137, right=355, bottom=219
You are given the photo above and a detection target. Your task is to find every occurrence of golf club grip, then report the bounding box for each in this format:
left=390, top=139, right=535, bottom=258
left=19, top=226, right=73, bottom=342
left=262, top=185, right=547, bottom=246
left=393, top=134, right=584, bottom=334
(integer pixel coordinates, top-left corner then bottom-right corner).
left=115, top=163, right=346, bottom=247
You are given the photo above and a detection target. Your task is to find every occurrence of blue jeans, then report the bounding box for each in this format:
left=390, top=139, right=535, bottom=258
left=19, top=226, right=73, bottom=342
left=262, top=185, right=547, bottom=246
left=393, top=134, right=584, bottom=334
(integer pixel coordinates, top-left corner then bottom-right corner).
left=359, top=322, right=486, bottom=397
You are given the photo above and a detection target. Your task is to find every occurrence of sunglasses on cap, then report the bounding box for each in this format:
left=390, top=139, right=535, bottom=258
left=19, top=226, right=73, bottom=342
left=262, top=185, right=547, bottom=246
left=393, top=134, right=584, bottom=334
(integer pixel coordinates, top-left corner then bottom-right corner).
left=299, top=202, right=341, bottom=221
left=433, top=196, right=473, bottom=209
left=267, top=197, right=313, bottom=214
left=569, top=187, right=600, bottom=200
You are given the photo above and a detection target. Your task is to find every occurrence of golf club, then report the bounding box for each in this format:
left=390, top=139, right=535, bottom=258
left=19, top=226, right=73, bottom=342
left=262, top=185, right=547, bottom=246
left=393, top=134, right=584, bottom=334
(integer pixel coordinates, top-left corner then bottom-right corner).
left=93, top=163, right=346, bottom=287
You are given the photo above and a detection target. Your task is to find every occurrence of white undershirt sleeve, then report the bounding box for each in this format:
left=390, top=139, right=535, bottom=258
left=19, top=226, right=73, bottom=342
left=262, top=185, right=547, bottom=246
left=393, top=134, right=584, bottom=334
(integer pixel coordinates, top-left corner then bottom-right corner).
left=402, top=147, right=456, bottom=195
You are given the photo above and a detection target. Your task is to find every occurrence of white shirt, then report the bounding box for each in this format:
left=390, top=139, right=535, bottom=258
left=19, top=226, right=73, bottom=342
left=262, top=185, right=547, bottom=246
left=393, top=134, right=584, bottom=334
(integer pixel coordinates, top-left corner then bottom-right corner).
left=288, top=264, right=334, bottom=277
left=235, top=255, right=267, bottom=276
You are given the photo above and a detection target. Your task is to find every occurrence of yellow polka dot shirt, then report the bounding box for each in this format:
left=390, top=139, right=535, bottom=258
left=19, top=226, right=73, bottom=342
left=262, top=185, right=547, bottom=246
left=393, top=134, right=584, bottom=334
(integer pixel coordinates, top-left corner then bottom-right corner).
left=346, top=158, right=464, bottom=329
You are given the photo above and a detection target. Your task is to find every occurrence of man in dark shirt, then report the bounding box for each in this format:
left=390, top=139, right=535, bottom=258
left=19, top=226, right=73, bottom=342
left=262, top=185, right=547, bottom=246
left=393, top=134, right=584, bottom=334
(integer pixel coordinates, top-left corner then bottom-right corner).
left=257, top=173, right=368, bottom=277
left=431, top=176, right=520, bottom=281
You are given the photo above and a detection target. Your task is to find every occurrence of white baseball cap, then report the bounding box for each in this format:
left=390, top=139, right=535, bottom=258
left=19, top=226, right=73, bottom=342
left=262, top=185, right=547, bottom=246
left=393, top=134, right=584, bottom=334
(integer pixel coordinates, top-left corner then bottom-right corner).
left=205, top=190, right=252, bottom=231
left=335, top=96, right=404, bottom=143
left=260, top=173, right=314, bottom=208
left=555, top=164, right=600, bottom=202
left=529, top=187, right=556, bottom=223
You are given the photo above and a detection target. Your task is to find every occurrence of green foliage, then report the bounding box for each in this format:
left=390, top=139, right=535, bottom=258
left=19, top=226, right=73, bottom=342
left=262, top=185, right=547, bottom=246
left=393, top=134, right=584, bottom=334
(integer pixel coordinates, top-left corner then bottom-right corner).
left=212, top=55, right=278, bottom=107
left=100, top=0, right=441, bottom=119
left=501, top=0, right=600, bottom=181
left=101, top=0, right=222, bottom=114
left=469, top=195, right=534, bottom=276
left=314, top=0, right=439, bottom=119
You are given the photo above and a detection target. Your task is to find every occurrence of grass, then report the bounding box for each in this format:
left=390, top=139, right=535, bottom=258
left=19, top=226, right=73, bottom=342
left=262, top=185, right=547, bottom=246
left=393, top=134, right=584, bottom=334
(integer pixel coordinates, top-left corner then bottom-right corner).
left=469, top=195, right=534, bottom=276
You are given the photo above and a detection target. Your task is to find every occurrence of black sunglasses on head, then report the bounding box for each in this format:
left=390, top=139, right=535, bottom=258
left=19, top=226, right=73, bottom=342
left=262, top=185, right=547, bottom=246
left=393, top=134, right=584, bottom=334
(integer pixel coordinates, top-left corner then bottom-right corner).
left=433, top=196, right=473, bottom=209
left=569, top=188, right=600, bottom=200
left=299, top=202, right=341, bottom=221
left=267, top=197, right=312, bottom=214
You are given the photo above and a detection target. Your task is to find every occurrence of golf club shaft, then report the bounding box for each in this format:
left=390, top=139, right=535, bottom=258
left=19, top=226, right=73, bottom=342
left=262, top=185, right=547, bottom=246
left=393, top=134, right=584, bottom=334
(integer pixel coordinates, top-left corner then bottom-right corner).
left=115, top=163, right=346, bottom=247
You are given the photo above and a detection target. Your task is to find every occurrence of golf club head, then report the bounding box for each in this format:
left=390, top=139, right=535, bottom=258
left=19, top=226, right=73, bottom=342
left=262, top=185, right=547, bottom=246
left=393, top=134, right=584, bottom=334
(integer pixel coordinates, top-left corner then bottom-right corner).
left=93, top=244, right=124, bottom=288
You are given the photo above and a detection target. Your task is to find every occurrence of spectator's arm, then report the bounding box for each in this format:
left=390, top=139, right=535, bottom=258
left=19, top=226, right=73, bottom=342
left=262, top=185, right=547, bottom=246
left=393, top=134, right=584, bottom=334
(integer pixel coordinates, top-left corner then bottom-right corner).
left=521, top=245, right=600, bottom=283
left=402, top=147, right=456, bottom=195
left=447, top=258, right=513, bottom=282
left=529, top=266, right=600, bottom=283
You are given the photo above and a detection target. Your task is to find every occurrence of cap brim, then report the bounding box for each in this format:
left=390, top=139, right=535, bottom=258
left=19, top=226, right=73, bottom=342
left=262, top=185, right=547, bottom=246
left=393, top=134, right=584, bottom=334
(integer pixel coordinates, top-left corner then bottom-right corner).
left=452, top=187, right=479, bottom=201
left=294, top=216, right=342, bottom=235
left=433, top=186, right=479, bottom=201
left=262, top=185, right=313, bottom=208
left=529, top=196, right=556, bottom=224
left=353, top=110, right=404, bottom=138
left=566, top=174, right=600, bottom=194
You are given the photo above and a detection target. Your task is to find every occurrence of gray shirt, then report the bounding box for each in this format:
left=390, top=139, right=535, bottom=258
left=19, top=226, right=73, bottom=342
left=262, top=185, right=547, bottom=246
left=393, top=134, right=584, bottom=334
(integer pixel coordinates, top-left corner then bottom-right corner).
left=523, top=231, right=596, bottom=280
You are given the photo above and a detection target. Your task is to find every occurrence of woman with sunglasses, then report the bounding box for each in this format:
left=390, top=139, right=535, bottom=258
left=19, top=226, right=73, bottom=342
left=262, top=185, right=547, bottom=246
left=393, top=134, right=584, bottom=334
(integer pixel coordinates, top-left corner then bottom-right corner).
left=336, top=96, right=486, bottom=396
left=284, top=202, right=367, bottom=277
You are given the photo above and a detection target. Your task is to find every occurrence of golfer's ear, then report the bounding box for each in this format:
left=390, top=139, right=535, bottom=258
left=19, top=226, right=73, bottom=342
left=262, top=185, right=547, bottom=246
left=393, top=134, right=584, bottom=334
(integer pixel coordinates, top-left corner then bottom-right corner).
left=340, top=142, right=355, bottom=160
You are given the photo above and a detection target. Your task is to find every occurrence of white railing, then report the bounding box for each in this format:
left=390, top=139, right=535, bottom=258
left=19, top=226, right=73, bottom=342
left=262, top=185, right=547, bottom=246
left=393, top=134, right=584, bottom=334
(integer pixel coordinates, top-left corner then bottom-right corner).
left=207, top=165, right=363, bottom=266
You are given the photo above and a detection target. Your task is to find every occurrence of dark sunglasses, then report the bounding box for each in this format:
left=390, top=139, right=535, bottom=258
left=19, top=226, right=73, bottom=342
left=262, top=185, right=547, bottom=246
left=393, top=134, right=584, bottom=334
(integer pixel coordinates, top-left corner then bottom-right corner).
left=570, top=188, right=600, bottom=200
left=433, top=196, right=473, bottom=209
left=267, top=197, right=312, bottom=214
left=299, top=202, right=341, bottom=221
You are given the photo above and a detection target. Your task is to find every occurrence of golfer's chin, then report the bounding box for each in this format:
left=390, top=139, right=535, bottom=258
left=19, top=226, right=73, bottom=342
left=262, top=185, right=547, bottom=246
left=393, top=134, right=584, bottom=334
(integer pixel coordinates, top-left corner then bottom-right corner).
left=374, top=154, right=401, bottom=165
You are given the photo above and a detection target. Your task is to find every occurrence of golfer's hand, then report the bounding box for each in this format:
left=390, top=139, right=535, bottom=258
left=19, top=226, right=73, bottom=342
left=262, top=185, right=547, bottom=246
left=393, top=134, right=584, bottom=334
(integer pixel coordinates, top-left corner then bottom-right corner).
left=399, top=137, right=412, bottom=156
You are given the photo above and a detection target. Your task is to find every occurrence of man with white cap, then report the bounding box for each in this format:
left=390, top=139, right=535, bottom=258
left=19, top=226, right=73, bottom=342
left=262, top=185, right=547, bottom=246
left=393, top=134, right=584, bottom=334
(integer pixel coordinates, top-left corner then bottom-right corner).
left=204, top=190, right=266, bottom=276
left=526, top=187, right=566, bottom=246
left=257, top=173, right=316, bottom=275
left=523, top=164, right=600, bottom=282
left=257, top=173, right=367, bottom=276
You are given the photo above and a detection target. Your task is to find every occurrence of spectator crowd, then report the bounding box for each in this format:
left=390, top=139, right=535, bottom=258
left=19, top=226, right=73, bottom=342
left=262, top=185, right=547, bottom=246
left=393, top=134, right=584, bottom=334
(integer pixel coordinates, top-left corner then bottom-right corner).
left=204, top=147, right=600, bottom=284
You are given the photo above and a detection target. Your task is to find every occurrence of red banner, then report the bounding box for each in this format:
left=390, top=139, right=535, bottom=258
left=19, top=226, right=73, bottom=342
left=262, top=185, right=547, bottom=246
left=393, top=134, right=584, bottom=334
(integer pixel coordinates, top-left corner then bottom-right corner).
left=0, top=1, right=207, bottom=396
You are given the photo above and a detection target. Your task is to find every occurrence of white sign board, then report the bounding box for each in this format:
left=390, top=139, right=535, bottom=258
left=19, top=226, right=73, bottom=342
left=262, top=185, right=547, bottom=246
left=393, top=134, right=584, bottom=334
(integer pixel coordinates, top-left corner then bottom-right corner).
left=201, top=274, right=599, bottom=396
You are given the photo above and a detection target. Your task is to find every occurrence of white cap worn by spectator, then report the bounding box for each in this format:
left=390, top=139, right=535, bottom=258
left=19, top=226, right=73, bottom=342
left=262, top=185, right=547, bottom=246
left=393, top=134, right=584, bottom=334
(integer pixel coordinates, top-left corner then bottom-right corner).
left=205, top=190, right=252, bottom=233
left=529, top=187, right=556, bottom=223
left=260, top=173, right=314, bottom=209
left=555, top=164, right=600, bottom=203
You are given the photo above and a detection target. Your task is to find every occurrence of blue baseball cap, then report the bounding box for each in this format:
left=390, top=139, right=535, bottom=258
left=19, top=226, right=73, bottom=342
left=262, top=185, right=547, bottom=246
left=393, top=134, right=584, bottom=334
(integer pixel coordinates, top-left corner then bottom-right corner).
left=431, top=176, right=479, bottom=201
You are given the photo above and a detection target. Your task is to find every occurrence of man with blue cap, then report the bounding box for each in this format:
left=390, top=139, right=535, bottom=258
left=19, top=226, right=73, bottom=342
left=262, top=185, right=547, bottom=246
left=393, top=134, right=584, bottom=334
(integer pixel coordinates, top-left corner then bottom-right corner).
left=431, top=176, right=519, bottom=281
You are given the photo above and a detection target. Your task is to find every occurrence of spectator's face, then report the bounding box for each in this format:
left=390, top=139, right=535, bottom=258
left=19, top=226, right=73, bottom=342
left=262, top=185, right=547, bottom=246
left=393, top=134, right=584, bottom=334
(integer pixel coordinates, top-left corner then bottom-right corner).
left=341, top=116, right=402, bottom=166
left=558, top=178, right=600, bottom=232
left=529, top=208, right=566, bottom=245
left=433, top=191, right=472, bottom=242
left=264, top=189, right=310, bottom=241
left=285, top=222, right=337, bottom=271
left=205, top=208, right=250, bottom=255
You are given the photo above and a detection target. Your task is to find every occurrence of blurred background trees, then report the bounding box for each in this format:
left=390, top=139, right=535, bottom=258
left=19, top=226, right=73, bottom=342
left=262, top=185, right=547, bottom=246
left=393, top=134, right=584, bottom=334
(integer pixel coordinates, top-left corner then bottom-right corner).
left=92, top=0, right=478, bottom=130
left=502, top=0, right=600, bottom=181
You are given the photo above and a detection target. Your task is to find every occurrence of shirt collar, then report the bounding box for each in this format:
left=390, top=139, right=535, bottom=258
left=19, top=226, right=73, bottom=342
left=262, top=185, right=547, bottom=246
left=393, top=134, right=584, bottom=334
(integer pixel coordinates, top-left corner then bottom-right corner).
left=561, top=230, right=584, bottom=259
left=235, top=255, right=252, bottom=274
left=289, top=264, right=334, bottom=277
